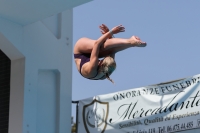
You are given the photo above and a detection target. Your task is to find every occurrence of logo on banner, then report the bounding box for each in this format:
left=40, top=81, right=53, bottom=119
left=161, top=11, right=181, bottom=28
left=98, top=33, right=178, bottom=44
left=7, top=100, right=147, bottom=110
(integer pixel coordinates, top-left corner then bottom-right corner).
left=82, top=99, right=109, bottom=133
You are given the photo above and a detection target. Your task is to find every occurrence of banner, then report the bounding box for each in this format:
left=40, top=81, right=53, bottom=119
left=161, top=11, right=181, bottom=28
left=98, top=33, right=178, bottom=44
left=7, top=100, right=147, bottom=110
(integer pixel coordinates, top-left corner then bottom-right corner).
left=78, top=74, right=200, bottom=133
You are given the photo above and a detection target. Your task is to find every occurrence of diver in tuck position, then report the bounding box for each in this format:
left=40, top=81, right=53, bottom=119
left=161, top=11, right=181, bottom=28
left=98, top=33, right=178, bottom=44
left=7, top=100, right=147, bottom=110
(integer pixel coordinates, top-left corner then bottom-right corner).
left=74, top=24, right=147, bottom=83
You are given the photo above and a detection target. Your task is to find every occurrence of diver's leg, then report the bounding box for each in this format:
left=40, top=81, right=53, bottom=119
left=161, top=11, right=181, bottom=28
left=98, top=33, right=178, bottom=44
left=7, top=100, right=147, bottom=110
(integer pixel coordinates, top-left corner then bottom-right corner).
left=98, top=45, right=132, bottom=57
left=100, top=36, right=146, bottom=51
left=74, top=36, right=146, bottom=55
left=98, top=36, right=146, bottom=57
left=73, top=38, right=96, bottom=54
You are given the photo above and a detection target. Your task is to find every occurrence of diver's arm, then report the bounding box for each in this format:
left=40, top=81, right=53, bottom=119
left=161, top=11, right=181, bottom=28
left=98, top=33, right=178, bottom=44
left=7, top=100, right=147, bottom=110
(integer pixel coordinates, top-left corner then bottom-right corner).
left=89, top=31, right=113, bottom=70
left=85, top=25, right=124, bottom=74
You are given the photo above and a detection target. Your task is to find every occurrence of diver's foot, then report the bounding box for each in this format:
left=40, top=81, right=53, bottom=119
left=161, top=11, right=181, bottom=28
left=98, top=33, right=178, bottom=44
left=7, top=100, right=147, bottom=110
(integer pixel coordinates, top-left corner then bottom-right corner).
left=129, top=36, right=147, bottom=47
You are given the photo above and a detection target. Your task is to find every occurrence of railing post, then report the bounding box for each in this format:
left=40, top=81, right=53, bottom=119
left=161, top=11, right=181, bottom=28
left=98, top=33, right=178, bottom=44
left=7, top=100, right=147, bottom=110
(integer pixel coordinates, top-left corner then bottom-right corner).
left=72, top=101, right=79, bottom=133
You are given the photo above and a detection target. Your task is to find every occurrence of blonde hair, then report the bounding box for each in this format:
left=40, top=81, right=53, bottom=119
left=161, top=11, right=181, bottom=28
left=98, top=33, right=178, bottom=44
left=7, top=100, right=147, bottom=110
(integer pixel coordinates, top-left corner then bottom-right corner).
left=99, top=56, right=116, bottom=83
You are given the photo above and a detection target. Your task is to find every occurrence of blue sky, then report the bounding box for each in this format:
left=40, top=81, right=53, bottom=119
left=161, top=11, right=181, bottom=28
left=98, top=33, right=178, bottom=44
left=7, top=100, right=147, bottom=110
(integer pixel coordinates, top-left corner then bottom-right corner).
left=72, top=0, right=200, bottom=118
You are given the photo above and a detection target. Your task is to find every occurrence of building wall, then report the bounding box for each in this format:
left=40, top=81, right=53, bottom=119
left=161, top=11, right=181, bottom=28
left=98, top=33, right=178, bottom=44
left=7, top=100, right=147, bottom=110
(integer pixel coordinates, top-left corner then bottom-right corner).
left=0, top=9, right=73, bottom=133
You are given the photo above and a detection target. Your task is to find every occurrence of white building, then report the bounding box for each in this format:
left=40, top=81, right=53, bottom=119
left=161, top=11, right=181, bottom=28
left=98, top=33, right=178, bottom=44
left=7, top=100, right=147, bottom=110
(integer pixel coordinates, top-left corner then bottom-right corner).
left=0, top=0, right=92, bottom=133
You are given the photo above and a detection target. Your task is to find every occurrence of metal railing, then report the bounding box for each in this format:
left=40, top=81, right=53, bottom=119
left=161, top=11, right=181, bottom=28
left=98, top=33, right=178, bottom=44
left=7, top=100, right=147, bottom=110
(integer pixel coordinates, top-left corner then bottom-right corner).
left=72, top=101, right=79, bottom=133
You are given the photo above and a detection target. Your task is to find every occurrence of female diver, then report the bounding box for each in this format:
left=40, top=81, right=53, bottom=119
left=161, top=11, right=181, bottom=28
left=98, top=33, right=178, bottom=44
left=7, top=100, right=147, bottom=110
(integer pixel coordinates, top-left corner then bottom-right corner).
left=74, top=24, right=147, bottom=83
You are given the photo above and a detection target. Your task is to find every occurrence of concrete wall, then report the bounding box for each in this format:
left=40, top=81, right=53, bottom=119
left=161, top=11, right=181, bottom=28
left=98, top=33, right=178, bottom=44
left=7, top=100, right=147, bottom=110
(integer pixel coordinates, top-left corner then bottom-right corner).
left=0, top=9, right=73, bottom=133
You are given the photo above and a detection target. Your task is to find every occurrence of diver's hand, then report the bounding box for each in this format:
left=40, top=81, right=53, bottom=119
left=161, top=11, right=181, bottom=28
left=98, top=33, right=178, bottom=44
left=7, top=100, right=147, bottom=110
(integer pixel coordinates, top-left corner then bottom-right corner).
left=99, top=24, right=109, bottom=34
left=110, top=25, right=125, bottom=34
